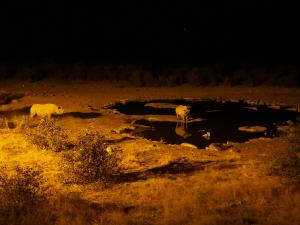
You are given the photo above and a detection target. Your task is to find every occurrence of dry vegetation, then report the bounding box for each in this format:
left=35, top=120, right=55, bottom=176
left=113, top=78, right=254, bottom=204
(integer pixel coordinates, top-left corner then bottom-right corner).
left=1, top=82, right=300, bottom=225
left=0, top=61, right=300, bottom=87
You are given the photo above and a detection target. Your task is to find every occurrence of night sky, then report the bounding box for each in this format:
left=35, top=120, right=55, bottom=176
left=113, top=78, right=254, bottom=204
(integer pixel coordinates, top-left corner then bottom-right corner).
left=1, top=2, right=299, bottom=65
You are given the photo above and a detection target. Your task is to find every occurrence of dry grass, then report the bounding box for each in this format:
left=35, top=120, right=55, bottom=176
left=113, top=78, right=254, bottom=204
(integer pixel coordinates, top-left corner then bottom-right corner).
left=25, top=118, right=72, bottom=152
left=63, top=129, right=119, bottom=184
left=1, top=85, right=300, bottom=224
left=1, top=122, right=300, bottom=224
left=0, top=166, right=47, bottom=225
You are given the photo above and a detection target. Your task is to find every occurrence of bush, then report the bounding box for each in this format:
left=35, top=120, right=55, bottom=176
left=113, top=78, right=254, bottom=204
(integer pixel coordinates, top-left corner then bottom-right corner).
left=64, top=63, right=87, bottom=80
left=25, top=118, right=71, bottom=151
left=271, top=123, right=300, bottom=182
left=185, top=67, right=221, bottom=86
left=129, top=69, right=144, bottom=86
left=86, top=64, right=109, bottom=80
left=270, top=153, right=300, bottom=183
left=230, top=68, right=252, bottom=86
left=143, top=71, right=155, bottom=86
left=65, top=130, right=119, bottom=183
left=249, top=67, right=269, bottom=86
left=14, top=64, right=41, bottom=81
left=0, top=65, right=10, bottom=79
left=39, top=60, right=66, bottom=80
left=0, top=166, right=47, bottom=225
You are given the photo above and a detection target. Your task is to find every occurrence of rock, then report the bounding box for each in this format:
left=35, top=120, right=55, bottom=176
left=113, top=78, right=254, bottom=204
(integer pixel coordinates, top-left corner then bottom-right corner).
left=202, top=131, right=211, bottom=139
left=112, top=125, right=136, bottom=134
left=105, top=146, right=113, bottom=153
left=257, top=99, right=266, bottom=105
left=111, top=109, right=120, bottom=114
left=285, top=107, right=297, bottom=112
left=120, top=99, right=129, bottom=104
left=243, top=106, right=258, bottom=111
left=269, top=105, right=281, bottom=110
left=206, top=143, right=232, bottom=151
left=180, top=143, right=198, bottom=149
left=112, top=129, right=121, bottom=134
left=238, top=126, right=267, bottom=133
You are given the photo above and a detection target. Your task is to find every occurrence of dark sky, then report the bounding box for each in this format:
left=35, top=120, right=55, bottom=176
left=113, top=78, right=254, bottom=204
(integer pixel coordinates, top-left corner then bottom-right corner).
left=0, top=2, right=299, bottom=64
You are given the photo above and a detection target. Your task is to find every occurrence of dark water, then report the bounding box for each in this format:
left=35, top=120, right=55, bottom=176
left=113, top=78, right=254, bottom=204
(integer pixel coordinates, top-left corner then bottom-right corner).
left=110, top=99, right=299, bottom=148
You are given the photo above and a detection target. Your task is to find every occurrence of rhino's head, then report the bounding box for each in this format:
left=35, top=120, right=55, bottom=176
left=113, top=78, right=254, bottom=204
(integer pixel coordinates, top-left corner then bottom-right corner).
left=56, top=106, right=64, bottom=115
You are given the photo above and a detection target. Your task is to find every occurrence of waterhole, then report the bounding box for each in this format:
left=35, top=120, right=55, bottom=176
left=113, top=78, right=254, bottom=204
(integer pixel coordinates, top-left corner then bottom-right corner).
left=110, top=99, right=299, bottom=148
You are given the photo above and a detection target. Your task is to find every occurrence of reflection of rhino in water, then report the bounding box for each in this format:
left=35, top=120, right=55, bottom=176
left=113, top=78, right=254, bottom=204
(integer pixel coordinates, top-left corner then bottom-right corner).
left=175, top=122, right=192, bottom=139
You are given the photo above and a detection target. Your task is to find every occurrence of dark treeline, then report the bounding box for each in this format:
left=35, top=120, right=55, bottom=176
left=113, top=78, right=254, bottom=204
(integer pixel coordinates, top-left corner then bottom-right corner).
left=0, top=60, right=299, bottom=87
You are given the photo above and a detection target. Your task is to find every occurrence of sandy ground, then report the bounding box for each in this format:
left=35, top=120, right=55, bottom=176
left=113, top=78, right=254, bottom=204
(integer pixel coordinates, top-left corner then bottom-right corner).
left=1, top=80, right=300, bottom=225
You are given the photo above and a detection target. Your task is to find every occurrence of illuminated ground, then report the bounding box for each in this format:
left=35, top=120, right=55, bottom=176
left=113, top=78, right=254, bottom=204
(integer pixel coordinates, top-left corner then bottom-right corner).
left=1, top=80, right=300, bottom=225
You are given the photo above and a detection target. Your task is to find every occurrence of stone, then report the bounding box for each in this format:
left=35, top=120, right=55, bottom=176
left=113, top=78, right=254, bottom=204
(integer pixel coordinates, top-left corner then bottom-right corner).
left=238, top=126, right=267, bottom=133
left=180, top=143, right=198, bottom=149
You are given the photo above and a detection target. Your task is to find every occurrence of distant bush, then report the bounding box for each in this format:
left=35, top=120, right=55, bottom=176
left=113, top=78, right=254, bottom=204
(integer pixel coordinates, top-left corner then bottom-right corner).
left=39, top=60, right=66, bottom=80
left=64, top=63, right=87, bottom=80
left=14, top=64, right=41, bottom=81
left=117, top=64, right=137, bottom=81
left=166, top=68, right=185, bottom=86
left=1, top=61, right=300, bottom=87
left=249, top=67, right=269, bottom=86
left=65, top=130, right=118, bottom=183
left=143, top=71, right=155, bottom=86
left=0, top=65, right=10, bottom=79
left=185, top=67, right=221, bottom=86
left=86, top=64, right=110, bottom=80
left=129, top=69, right=149, bottom=86
left=25, top=118, right=71, bottom=152
left=276, top=71, right=299, bottom=87
left=230, top=68, right=252, bottom=86
left=156, top=67, right=185, bottom=86
left=0, top=166, right=47, bottom=225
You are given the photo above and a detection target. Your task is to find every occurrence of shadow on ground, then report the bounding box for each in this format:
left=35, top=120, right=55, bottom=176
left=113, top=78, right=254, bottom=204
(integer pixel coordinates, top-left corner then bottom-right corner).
left=0, top=92, right=25, bottom=105
left=0, top=106, right=31, bottom=117
left=61, top=112, right=102, bottom=119
left=111, top=159, right=220, bottom=183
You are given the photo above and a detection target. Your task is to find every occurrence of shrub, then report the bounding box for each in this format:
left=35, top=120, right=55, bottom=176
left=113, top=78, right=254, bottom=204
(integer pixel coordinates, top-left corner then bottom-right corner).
left=65, top=130, right=119, bottom=183
left=86, top=64, right=109, bottom=80
left=39, top=60, right=66, bottom=80
left=185, top=67, right=221, bottom=86
left=65, top=63, right=87, bottom=80
left=143, top=71, right=155, bottom=86
left=0, top=65, right=10, bottom=79
left=277, top=71, right=300, bottom=87
left=129, top=69, right=144, bottom=86
left=14, top=64, right=41, bottom=81
left=271, top=123, right=300, bottom=182
left=230, top=68, right=252, bottom=86
left=25, top=118, right=71, bottom=151
left=270, top=153, right=300, bottom=183
left=0, top=166, right=47, bottom=225
left=249, top=67, right=269, bottom=86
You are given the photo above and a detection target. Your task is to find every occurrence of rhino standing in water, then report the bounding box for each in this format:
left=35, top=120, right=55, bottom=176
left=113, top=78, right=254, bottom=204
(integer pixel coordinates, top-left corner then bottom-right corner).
left=175, top=105, right=190, bottom=121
